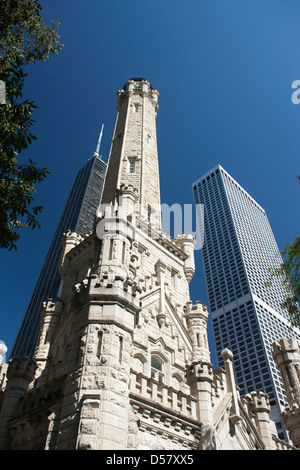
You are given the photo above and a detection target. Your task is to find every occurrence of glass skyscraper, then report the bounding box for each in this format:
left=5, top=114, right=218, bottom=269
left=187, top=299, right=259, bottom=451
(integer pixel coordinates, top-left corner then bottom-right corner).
left=10, top=152, right=106, bottom=359
left=193, top=164, right=300, bottom=441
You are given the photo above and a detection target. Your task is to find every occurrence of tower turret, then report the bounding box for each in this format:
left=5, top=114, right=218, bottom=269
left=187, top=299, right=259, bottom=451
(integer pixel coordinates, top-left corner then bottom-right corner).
left=175, top=234, right=196, bottom=282
left=101, top=78, right=161, bottom=228
left=185, top=301, right=216, bottom=449
left=271, top=338, right=300, bottom=447
left=0, top=357, right=36, bottom=449
left=244, top=391, right=274, bottom=450
left=33, top=298, right=63, bottom=386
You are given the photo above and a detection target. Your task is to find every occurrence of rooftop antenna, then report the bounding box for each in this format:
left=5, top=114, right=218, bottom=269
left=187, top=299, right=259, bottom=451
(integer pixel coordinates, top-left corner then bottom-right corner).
left=94, top=124, right=104, bottom=157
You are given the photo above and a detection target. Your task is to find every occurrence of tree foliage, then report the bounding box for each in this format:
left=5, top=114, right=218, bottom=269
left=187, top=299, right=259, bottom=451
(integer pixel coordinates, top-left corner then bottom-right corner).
left=266, top=178, right=300, bottom=328
left=0, top=0, right=62, bottom=70
left=0, top=62, right=50, bottom=250
left=273, top=236, right=300, bottom=328
left=0, top=0, right=62, bottom=250
left=268, top=176, right=300, bottom=328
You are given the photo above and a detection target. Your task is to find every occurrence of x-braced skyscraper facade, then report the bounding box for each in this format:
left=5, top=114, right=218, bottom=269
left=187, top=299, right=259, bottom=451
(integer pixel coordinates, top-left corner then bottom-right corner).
left=193, top=164, right=300, bottom=441
left=10, top=138, right=107, bottom=359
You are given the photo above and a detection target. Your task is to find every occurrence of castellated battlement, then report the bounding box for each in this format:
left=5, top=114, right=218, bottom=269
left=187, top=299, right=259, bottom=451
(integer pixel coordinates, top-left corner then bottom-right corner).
left=6, top=356, right=36, bottom=381
left=176, top=233, right=196, bottom=242
left=243, top=391, right=271, bottom=413
left=121, top=78, right=159, bottom=100
left=117, top=79, right=159, bottom=116
left=271, top=338, right=300, bottom=359
left=41, top=298, right=56, bottom=312
left=62, top=230, right=84, bottom=249
left=185, top=300, right=208, bottom=317
left=271, top=337, right=300, bottom=447
left=271, top=337, right=300, bottom=406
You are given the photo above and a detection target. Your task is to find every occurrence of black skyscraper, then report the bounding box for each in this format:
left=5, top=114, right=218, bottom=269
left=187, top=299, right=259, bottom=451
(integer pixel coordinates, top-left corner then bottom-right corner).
left=11, top=142, right=106, bottom=359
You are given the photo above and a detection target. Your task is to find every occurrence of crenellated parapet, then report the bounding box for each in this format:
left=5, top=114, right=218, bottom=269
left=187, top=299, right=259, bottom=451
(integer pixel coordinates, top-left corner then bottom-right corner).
left=59, top=230, right=89, bottom=283
left=271, top=338, right=300, bottom=448
left=33, top=298, right=63, bottom=386
left=61, top=230, right=84, bottom=257
left=5, top=356, right=36, bottom=386
left=118, top=78, right=159, bottom=114
left=271, top=338, right=300, bottom=406
left=244, top=390, right=271, bottom=414
left=72, top=269, right=141, bottom=315
left=281, top=404, right=300, bottom=448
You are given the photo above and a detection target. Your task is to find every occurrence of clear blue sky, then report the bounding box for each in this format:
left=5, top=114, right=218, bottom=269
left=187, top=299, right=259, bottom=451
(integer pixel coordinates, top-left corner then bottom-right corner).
left=1, top=0, right=299, bottom=366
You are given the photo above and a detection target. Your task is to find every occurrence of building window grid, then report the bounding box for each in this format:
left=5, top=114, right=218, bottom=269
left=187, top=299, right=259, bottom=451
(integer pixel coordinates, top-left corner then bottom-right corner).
left=213, top=309, right=286, bottom=400
left=200, top=174, right=287, bottom=397
left=194, top=167, right=300, bottom=441
left=223, top=173, right=289, bottom=319
left=213, top=302, right=273, bottom=397
left=255, top=301, right=295, bottom=404
left=199, top=175, right=249, bottom=311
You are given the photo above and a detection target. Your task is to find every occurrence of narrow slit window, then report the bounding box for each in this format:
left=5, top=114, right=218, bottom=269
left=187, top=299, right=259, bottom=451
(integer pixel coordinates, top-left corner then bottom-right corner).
left=122, top=241, right=126, bottom=264
left=171, top=269, right=177, bottom=288
left=97, top=331, right=103, bottom=359
left=109, top=239, right=114, bottom=260
left=119, top=336, right=123, bottom=362
left=128, top=160, right=135, bottom=174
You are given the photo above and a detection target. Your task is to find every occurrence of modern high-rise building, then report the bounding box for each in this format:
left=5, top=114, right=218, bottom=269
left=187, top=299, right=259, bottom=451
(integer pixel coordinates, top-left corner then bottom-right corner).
left=192, top=164, right=300, bottom=441
left=10, top=133, right=107, bottom=359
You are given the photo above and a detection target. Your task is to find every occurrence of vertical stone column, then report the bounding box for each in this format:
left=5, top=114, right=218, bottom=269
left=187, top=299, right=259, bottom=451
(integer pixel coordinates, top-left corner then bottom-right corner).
left=185, top=301, right=216, bottom=448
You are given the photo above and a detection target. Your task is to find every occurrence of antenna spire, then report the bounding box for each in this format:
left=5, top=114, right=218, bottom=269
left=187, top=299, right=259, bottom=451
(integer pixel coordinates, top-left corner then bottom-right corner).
left=94, top=124, right=104, bottom=157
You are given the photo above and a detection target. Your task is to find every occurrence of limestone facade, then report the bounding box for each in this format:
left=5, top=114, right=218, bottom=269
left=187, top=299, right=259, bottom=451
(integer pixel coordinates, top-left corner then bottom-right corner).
left=272, top=338, right=300, bottom=448
left=0, top=79, right=297, bottom=450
